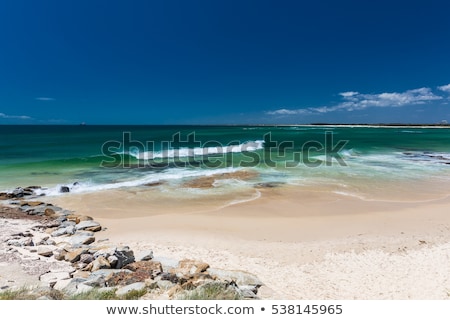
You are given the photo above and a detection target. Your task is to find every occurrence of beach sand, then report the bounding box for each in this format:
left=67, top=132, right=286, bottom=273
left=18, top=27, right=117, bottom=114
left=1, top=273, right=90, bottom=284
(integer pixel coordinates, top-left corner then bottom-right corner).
left=50, top=185, right=450, bottom=299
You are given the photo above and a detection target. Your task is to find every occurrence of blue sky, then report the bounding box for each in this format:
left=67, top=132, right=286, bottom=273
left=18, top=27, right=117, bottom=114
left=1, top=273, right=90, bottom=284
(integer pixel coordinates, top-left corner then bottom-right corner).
left=1, top=0, right=450, bottom=124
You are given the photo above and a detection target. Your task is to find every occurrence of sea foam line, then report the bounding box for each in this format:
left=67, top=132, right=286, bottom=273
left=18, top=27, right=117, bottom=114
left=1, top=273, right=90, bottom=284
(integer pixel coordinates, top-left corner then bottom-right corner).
left=128, top=140, right=265, bottom=160
left=36, top=167, right=247, bottom=196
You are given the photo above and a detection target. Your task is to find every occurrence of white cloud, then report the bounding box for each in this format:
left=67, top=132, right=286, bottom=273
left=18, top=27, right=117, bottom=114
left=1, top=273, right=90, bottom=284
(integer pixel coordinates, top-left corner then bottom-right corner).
left=267, top=86, right=443, bottom=116
left=0, top=112, right=32, bottom=120
left=339, top=91, right=359, bottom=97
left=438, top=84, right=450, bottom=93
left=267, top=108, right=311, bottom=115
left=35, top=97, right=55, bottom=101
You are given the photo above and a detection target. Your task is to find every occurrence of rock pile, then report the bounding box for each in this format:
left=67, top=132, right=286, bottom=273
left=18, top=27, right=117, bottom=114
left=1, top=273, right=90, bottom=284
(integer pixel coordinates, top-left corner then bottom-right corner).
left=1, top=191, right=264, bottom=300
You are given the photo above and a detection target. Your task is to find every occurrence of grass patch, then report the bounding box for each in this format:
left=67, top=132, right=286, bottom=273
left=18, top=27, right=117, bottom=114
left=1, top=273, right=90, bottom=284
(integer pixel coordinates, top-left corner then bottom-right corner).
left=121, top=289, right=147, bottom=300
left=179, top=282, right=242, bottom=300
left=0, top=286, right=149, bottom=300
left=69, top=288, right=118, bottom=300
left=0, top=287, right=42, bottom=300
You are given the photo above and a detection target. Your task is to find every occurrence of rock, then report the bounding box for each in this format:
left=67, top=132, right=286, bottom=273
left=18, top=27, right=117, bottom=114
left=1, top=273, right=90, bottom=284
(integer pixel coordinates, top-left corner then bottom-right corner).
left=59, top=186, right=70, bottom=193
left=91, top=256, right=111, bottom=271
left=136, top=250, right=154, bottom=261
left=61, top=220, right=76, bottom=227
left=105, top=270, right=150, bottom=287
left=20, top=200, right=44, bottom=207
left=90, top=269, right=131, bottom=279
left=37, top=245, right=56, bottom=257
left=93, top=246, right=117, bottom=259
left=44, top=208, right=56, bottom=217
left=26, top=185, right=41, bottom=190
left=182, top=273, right=214, bottom=288
left=51, top=225, right=76, bottom=237
left=65, top=248, right=88, bottom=263
left=114, top=246, right=135, bottom=268
left=107, top=255, right=118, bottom=268
left=121, top=261, right=163, bottom=282
left=152, top=255, right=179, bottom=269
left=7, top=237, right=34, bottom=247
left=144, top=278, right=159, bottom=290
left=254, top=182, right=283, bottom=188
left=160, top=272, right=179, bottom=284
left=66, top=232, right=95, bottom=246
left=12, top=187, right=24, bottom=197
left=53, top=279, right=73, bottom=291
left=71, top=270, right=91, bottom=279
left=167, top=284, right=183, bottom=298
left=74, top=262, right=89, bottom=270
left=238, top=285, right=259, bottom=299
left=53, top=248, right=67, bottom=261
left=156, top=280, right=176, bottom=290
left=84, top=274, right=106, bottom=287
left=74, top=283, right=94, bottom=295
left=170, top=259, right=209, bottom=277
left=67, top=215, right=81, bottom=224
left=116, top=282, right=146, bottom=297
left=79, top=253, right=94, bottom=264
left=33, top=233, right=50, bottom=245
left=123, top=261, right=163, bottom=273
left=53, top=278, right=86, bottom=295
left=76, top=220, right=101, bottom=232
left=45, top=238, right=56, bottom=246
left=207, top=269, right=264, bottom=287
left=40, top=272, right=71, bottom=287
left=78, top=215, right=93, bottom=222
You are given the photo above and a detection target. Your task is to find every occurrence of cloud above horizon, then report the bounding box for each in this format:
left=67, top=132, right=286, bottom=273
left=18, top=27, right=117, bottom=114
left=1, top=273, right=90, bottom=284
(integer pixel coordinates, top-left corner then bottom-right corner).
left=35, top=97, right=55, bottom=101
left=0, top=112, right=32, bottom=120
left=267, top=85, right=447, bottom=116
left=438, top=84, right=450, bottom=93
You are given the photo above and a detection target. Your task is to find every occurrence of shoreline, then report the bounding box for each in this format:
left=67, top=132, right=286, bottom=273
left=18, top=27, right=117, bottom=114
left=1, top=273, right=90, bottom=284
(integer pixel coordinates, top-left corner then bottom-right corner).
left=46, top=184, right=450, bottom=299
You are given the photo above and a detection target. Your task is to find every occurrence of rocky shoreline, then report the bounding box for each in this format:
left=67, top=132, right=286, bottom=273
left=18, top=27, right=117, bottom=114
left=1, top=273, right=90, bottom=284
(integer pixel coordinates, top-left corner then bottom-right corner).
left=0, top=187, right=264, bottom=300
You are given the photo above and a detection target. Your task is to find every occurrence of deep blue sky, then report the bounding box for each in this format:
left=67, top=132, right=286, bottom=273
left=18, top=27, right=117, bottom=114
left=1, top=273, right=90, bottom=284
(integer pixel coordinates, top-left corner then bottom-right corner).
left=1, top=0, right=450, bottom=124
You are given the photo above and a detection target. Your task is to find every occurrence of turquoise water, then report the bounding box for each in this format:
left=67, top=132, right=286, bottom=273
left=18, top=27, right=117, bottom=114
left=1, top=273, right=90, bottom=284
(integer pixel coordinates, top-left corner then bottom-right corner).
left=1, top=125, right=450, bottom=201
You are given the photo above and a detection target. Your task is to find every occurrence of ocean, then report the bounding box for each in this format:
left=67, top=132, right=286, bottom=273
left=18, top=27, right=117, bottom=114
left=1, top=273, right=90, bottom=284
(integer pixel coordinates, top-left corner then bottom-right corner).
left=1, top=125, right=450, bottom=202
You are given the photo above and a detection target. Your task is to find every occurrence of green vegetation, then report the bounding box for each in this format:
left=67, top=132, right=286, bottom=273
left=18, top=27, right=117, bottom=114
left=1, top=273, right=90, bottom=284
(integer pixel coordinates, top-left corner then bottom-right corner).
left=0, top=283, right=241, bottom=300
left=0, top=287, right=148, bottom=300
left=69, top=288, right=118, bottom=300
left=179, top=282, right=242, bottom=300
left=0, top=287, right=40, bottom=300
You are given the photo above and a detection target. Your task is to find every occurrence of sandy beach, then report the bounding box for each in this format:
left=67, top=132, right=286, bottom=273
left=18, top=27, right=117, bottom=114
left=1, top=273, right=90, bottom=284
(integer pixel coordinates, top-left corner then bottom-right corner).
left=48, top=184, right=450, bottom=299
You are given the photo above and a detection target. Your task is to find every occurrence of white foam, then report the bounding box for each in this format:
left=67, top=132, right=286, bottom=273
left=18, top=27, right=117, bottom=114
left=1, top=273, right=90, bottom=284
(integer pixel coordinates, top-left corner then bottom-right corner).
left=131, top=140, right=265, bottom=160
left=39, top=167, right=245, bottom=196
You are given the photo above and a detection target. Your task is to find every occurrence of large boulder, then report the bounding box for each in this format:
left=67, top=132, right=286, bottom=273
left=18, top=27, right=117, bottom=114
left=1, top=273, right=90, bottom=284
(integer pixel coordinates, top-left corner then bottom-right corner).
left=90, top=256, right=111, bottom=271
left=114, top=246, right=135, bottom=268
left=169, top=259, right=209, bottom=278
left=64, top=248, right=88, bottom=263
left=105, top=268, right=154, bottom=287
left=37, top=245, right=56, bottom=257
left=66, top=232, right=95, bottom=246
left=51, top=225, right=76, bottom=237
left=59, top=186, right=70, bottom=193
left=136, top=250, right=154, bottom=261
left=75, top=220, right=101, bottom=232
left=207, top=269, right=264, bottom=287
left=39, top=271, right=71, bottom=287
left=116, top=282, right=145, bottom=297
